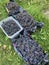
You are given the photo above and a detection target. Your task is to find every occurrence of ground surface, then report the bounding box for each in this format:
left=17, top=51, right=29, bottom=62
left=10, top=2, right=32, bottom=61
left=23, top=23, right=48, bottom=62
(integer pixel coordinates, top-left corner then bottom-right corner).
left=0, top=0, right=49, bottom=65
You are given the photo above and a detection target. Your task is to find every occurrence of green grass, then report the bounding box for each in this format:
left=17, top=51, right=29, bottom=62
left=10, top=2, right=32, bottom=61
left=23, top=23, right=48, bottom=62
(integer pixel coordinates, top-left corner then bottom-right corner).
left=0, top=0, right=49, bottom=65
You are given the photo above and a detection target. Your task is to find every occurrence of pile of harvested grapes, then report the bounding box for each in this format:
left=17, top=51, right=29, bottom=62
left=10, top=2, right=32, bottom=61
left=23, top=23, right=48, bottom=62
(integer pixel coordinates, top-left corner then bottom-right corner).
left=2, top=20, right=20, bottom=36
left=12, top=30, right=49, bottom=65
left=6, top=2, right=44, bottom=33
left=5, top=1, right=49, bottom=65
left=6, top=2, right=20, bottom=15
left=15, top=12, right=37, bottom=33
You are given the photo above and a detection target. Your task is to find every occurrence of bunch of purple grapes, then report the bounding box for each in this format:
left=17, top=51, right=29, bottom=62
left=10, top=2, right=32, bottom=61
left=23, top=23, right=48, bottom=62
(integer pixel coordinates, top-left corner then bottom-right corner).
left=12, top=30, right=49, bottom=65
left=16, top=12, right=36, bottom=32
left=6, top=2, right=20, bottom=15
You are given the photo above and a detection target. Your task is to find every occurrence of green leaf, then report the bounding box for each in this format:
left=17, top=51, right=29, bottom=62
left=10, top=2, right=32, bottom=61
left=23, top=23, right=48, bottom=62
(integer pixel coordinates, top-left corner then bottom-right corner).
left=9, top=45, right=11, bottom=50
left=5, top=36, right=8, bottom=41
left=0, top=44, right=2, bottom=47
left=8, top=58, right=12, bottom=61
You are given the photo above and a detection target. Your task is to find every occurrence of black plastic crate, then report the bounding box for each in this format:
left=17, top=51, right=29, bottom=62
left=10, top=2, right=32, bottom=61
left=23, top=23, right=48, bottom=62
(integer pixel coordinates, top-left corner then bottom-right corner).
left=6, top=2, right=24, bottom=16
left=12, top=12, right=44, bottom=34
left=11, top=30, right=49, bottom=65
